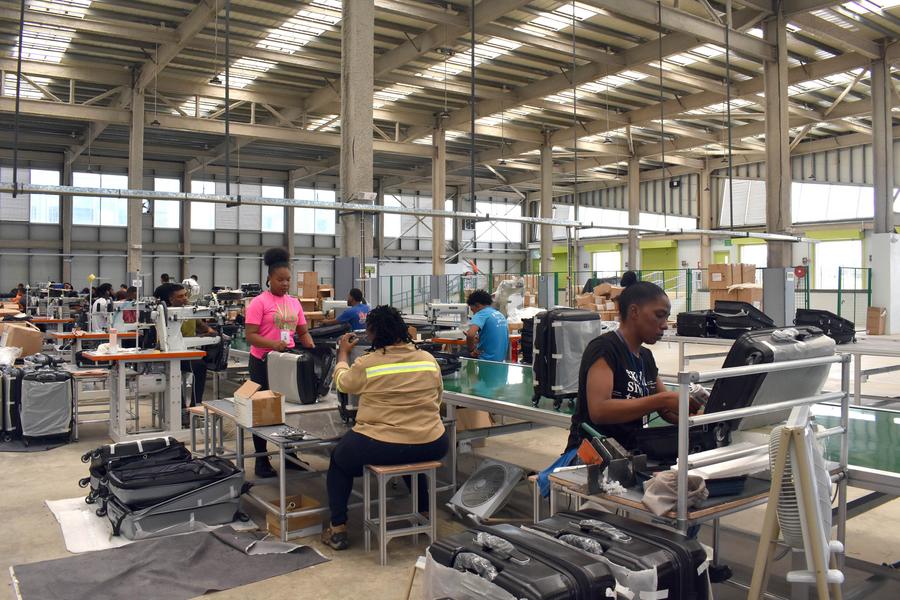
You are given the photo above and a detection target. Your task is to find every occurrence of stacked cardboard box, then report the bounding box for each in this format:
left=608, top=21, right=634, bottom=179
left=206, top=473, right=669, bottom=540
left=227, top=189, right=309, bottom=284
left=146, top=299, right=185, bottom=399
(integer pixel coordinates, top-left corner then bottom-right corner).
left=711, top=283, right=763, bottom=309
left=867, top=306, right=886, bottom=335
left=0, top=321, right=43, bottom=357
left=709, top=263, right=760, bottom=308
left=572, top=284, right=623, bottom=320
left=296, top=271, right=319, bottom=298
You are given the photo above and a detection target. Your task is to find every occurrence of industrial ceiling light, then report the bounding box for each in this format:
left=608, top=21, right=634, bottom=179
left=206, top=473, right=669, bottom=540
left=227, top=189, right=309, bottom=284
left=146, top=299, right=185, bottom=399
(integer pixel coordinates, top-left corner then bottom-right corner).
left=209, top=74, right=222, bottom=85
left=602, top=135, right=613, bottom=144
left=150, top=118, right=161, bottom=127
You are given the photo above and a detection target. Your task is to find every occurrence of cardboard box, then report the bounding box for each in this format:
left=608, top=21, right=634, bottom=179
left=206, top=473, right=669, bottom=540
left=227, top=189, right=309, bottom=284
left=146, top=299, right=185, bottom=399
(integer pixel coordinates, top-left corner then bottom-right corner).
left=711, top=284, right=763, bottom=310
left=0, top=321, right=43, bottom=357
left=316, top=286, right=334, bottom=300
left=710, top=263, right=757, bottom=290
left=233, top=380, right=284, bottom=427
left=599, top=310, right=619, bottom=321
left=298, top=298, right=318, bottom=313
left=593, top=283, right=624, bottom=299
left=867, top=306, right=887, bottom=335
left=296, top=271, right=319, bottom=298
left=0, top=308, right=23, bottom=318
left=576, top=293, right=596, bottom=308
left=266, top=494, right=322, bottom=538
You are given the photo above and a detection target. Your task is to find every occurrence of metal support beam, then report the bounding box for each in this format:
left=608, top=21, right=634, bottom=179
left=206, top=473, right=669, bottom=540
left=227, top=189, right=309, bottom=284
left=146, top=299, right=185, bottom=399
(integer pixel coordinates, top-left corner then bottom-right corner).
left=540, top=134, right=553, bottom=274
left=61, top=152, right=73, bottom=284
left=871, top=56, right=895, bottom=234
left=285, top=181, right=296, bottom=259
left=181, top=167, right=192, bottom=279
left=698, top=167, right=712, bottom=283
left=339, top=0, right=374, bottom=265
left=627, top=157, right=640, bottom=271
left=127, top=90, right=144, bottom=275
left=763, top=12, right=793, bottom=268
left=432, top=123, right=446, bottom=275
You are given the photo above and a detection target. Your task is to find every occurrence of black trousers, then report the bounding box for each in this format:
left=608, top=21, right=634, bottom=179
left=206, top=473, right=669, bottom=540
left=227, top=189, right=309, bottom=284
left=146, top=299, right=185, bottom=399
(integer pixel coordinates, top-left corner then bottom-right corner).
left=180, top=359, right=207, bottom=407
left=248, top=354, right=270, bottom=456
left=327, top=429, right=449, bottom=526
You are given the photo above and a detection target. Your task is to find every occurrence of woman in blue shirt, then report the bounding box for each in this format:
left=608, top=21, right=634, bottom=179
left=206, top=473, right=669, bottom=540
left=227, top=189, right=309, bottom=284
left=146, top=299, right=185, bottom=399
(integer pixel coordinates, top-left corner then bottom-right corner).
left=464, top=289, right=509, bottom=361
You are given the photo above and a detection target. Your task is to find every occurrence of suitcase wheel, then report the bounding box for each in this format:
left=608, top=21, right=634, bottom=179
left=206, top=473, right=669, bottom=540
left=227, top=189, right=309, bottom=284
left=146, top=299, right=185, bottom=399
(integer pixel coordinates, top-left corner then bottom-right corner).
left=95, top=506, right=107, bottom=517
left=234, top=511, right=250, bottom=523
left=2, top=434, right=11, bottom=443
left=709, top=563, right=733, bottom=583
left=85, top=496, right=95, bottom=505
left=78, top=477, right=90, bottom=488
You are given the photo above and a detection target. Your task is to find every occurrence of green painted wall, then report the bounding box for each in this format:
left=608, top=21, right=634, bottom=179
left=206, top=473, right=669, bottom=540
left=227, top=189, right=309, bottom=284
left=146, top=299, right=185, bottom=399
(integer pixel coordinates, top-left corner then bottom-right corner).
left=641, top=247, right=678, bottom=272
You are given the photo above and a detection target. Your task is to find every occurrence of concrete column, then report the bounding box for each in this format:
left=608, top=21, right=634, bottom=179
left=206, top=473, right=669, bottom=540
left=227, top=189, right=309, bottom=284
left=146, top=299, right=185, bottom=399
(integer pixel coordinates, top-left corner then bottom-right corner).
left=698, top=167, right=713, bottom=285
left=180, top=166, right=192, bottom=279
left=871, top=57, right=895, bottom=234
left=627, top=157, right=641, bottom=271
left=339, top=0, right=374, bottom=266
left=540, top=134, right=553, bottom=274
left=432, top=124, right=446, bottom=275
left=285, top=178, right=296, bottom=259
left=763, top=13, right=792, bottom=268
left=61, top=153, right=73, bottom=284
left=127, top=90, right=144, bottom=275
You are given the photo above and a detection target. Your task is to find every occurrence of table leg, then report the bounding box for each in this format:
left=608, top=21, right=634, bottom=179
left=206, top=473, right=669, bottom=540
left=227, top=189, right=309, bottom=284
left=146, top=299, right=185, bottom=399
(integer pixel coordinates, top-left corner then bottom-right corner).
left=204, top=406, right=211, bottom=456
left=236, top=424, right=245, bottom=472
left=549, top=485, right=557, bottom=516
left=72, top=380, right=79, bottom=441
left=678, top=340, right=686, bottom=371
left=115, top=362, right=127, bottom=438
left=279, top=443, right=287, bottom=543
left=447, top=404, right=457, bottom=494
left=853, top=354, right=862, bottom=406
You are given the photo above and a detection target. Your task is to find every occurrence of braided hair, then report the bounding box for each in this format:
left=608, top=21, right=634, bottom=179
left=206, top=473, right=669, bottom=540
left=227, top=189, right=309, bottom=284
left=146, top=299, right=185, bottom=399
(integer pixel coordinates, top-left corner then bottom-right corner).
left=365, top=305, right=412, bottom=352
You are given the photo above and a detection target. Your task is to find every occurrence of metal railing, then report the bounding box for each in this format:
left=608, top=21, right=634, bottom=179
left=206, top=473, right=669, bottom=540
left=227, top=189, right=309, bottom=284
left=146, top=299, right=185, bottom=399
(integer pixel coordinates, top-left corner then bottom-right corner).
left=836, top=267, right=871, bottom=326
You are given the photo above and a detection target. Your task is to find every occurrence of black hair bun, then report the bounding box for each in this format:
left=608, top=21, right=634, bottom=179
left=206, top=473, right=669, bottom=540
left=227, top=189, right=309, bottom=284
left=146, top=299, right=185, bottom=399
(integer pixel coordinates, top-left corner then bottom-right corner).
left=263, top=247, right=290, bottom=267
left=620, top=271, right=639, bottom=288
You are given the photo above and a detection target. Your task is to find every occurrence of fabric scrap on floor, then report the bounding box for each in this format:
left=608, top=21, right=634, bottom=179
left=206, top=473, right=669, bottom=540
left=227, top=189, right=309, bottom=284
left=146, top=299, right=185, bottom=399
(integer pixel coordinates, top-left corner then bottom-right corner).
left=11, top=526, right=328, bottom=600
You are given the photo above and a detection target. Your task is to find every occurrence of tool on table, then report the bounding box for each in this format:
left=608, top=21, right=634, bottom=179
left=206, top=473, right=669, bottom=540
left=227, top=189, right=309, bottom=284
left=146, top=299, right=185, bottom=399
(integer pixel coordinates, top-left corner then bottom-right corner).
left=580, top=423, right=646, bottom=491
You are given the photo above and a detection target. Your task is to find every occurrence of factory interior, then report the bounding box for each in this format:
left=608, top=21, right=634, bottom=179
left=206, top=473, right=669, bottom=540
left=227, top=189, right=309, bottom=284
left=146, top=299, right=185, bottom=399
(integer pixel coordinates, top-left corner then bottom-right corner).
left=1, top=0, right=900, bottom=599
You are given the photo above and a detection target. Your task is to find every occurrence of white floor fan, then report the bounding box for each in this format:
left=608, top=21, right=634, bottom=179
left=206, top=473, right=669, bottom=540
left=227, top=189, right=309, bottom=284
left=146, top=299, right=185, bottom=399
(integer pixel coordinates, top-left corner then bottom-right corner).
left=748, top=406, right=844, bottom=599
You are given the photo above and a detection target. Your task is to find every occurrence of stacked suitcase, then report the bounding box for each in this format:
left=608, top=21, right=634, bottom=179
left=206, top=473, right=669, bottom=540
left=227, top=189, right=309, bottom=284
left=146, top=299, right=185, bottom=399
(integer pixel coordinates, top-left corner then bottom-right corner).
left=1, top=355, right=73, bottom=445
left=795, top=308, right=856, bottom=344
left=79, top=437, right=247, bottom=540
left=429, top=509, right=708, bottom=599
left=532, top=309, right=606, bottom=409
left=675, top=301, right=775, bottom=339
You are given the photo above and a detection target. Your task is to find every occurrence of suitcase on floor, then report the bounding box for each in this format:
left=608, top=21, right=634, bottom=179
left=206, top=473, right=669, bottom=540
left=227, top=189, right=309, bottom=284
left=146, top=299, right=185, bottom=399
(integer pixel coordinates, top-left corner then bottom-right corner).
left=429, top=523, right=616, bottom=599
left=17, top=369, right=73, bottom=444
left=106, top=456, right=241, bottom=508
left=267, top=345, right=335, bottom=404
left=532, top=309, right=605, bottom=409
left=712, top=301, right=774, bottom=339
left=107, top=457, right=246, bottom=540
left=1, top=366, right=23, bottom=441
left=634, top=325, right=835, bottom=460
left=676, top=310, right=717, bottom=338
left=79, top=437, right=191, bottom=508
left=795, top=308, right=856, bottom=344
left=532, top=509, right=708, bottom=600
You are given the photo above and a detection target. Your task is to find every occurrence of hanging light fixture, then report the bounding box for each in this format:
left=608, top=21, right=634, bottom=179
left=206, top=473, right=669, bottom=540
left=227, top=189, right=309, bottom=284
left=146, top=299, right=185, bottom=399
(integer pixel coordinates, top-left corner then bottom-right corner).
left=150, top=40, right=161, bottom=126
left=209, top=0, right=221, bottom=84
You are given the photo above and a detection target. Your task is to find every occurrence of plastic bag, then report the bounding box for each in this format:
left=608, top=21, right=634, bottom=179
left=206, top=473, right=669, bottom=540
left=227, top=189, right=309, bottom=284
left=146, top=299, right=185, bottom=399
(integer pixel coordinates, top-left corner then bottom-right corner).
left=0, top=345, right=21, bottom=366
left=423, top=550, right=518, bottom=600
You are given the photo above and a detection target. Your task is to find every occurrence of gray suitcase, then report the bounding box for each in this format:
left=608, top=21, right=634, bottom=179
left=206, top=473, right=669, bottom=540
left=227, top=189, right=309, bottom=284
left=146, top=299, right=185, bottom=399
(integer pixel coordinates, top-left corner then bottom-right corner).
left=267, top=347, right=335, bottom=404
left=18, top=369, right=73, bottom=443
left=106, top=456, right=240, bottom=507
left=1, top=367, right=23, bottom=441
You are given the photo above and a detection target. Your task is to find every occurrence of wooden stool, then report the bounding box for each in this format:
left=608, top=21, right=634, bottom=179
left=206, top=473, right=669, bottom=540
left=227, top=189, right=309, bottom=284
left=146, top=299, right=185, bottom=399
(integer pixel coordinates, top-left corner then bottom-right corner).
left=363, top=461, right=441, bottom=566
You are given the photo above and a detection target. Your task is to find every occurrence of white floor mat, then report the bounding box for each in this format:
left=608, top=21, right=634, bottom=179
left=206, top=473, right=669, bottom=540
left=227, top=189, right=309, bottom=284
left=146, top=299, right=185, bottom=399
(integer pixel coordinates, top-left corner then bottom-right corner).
left=46, top=497, right=256, bottom=554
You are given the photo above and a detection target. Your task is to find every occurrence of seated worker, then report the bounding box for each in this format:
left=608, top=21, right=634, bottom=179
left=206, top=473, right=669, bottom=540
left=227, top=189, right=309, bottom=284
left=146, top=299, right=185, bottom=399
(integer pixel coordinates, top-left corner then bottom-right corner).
left=564, top=272, right=701, bottom=455
left=322, top=306, right=449, bottom=550
left=464, top=289, right=509, bottom=361
left=91, top=283, right=114, bottom=331
left=321, top=288, right=369, bottom=330
left=153, top=282, right=216, bottom=419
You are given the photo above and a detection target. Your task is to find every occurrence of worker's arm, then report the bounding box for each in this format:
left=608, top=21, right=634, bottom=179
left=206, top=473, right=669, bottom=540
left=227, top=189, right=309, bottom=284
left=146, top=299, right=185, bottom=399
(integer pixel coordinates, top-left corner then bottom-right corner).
left=320, top=318, right=339, bottom=326
left=295, top=323, right=314, bottom=349
left=657, top=376, right=701, bottom=424
left=196, top=320, right=214, bottom=335
left=465, top=324, right=480, bottom=356
left=334, top=333, right=364, bottom=394
left=245, top=323, right=287, bottom=352
left=585, top=359, right=694, bottom=424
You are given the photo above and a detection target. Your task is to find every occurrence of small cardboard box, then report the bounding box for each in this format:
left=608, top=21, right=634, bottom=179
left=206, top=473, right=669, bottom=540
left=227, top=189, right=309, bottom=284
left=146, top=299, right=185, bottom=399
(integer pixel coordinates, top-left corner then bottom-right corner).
left=599, top=310, right=619, bottom=321
left=709, top=264, right=730, bottom=290
left=593, top=283, right=614, bottom=297
left=576, top=293, right=596, bottom=308
left=233, top=381, right=284, bottom=428
left=296, top=271, right=319, bottom=298
left=316, top=285, right=334, bottom=300
left=266, top=494, right=322, bottom=538
left=298, top=298, right=318, bottom=313
left=0, top=322, right=43, bottom=357
left=867, top=306, right=887, bottom=335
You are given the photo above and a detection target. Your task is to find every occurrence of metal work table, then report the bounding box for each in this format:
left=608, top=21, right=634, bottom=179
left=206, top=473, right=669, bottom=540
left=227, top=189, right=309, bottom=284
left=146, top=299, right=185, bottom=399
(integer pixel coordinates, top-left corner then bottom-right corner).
left=50, top=331, right=138, bottom=363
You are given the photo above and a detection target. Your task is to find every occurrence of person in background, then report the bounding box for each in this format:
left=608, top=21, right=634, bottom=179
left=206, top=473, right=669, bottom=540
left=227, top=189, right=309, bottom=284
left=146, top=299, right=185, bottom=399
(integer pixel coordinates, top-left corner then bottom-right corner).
left=244, top=247, right=315, bottom=478
left=191, top=275, right=198, bottom=282
left=12, top=284, right=26, bottom=310
left=322, top=306, right=448, bottom=550
left=114, top=289, right=127, bottom=301
left=153, top=283, right=216, bottom=421
left=160, top=273, right=171, bottom=284
left=119, top=284, right=128, bottom=293
left=321, top=288, right=369, bottom=330
left=91, top=283, right=114, bottom=331
left=63, top=283, right=73, bottom=291
left=564, top=271, right=701, bottom=455
left=464, top=289, right=509, bottom=362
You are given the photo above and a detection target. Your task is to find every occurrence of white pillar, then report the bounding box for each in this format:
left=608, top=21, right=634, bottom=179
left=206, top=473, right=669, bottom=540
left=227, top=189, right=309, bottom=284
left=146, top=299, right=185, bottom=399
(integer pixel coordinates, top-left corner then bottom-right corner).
left=61, top=153, right=73, bottom=284
left=871, top=57, right=895, bottom=235
left=432, top=124, right=446, bottom=275
left=627, top=157, right=641, bottom=271
left=540, top=134, right=553, bottom=274
left=698, top=167, right=712, bottom=285
left=763, top=12, right=792, bottom=268
left=127, top=90, right=144, bottom=275
left=181, top=166, right=192, bottom=280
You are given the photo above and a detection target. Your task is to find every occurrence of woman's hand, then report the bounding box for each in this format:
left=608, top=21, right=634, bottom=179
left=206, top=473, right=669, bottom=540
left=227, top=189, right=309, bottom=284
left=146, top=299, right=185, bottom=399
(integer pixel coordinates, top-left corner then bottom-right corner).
left=338, top=333, right=359, bottom=354
left=658, top=391, right=703, bottom=417
left=273, top=340, right=288, bottom=352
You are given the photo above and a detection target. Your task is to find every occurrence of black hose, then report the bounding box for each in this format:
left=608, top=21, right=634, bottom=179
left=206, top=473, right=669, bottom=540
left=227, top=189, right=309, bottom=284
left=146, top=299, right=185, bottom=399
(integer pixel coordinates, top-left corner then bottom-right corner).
left=12, top=0, right=25, bottom=198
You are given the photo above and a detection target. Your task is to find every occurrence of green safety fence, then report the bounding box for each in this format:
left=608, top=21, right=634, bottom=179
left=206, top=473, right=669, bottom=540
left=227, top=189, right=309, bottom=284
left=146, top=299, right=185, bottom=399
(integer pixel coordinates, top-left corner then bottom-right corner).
left=836, top=267, right=872, bottom=326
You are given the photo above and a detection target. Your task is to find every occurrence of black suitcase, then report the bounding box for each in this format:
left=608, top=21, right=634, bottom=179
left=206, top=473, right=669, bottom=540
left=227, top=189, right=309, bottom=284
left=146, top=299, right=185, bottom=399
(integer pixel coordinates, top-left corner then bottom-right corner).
left=634, top=325, right=835, bottom=460
left=106, top=456, right=240, bottom=509
left=429, top=523, right=616, bottom=599
left=795, top=308, right=856, bottom=344
left=1, top=365, right=23, bottom=441
left=712, top=301, right=774, bottom=339
left=676, top=310, right=717, bottom=338
left=267, top=345, right=335, bottom=404
left=520, top=317, right=534, bottom=364
left=308, top=322, right=351, bottom=343
left=202, top=335, right=232, bottom=371
left=532, top=510, right=708, bottom=600
left=532, top=309, right=605, bottom=409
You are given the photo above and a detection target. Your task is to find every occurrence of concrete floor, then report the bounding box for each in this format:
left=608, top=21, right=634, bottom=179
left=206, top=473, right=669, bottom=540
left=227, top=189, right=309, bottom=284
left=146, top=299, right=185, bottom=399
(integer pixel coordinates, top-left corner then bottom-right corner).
left=3, top=339, right=900, bottom=599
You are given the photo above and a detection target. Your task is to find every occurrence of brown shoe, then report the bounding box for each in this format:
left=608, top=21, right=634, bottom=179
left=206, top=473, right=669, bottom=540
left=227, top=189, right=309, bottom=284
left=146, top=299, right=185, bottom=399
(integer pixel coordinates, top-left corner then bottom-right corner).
left=321, top=523, right=349, bottom=550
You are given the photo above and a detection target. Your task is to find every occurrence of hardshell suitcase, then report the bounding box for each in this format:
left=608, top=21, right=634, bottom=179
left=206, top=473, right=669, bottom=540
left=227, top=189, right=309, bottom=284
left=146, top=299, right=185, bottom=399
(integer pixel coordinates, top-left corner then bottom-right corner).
left=532, top=309, right=605, bottom=409
left=634, top=326, right=835, bottom=460
left=712, top=301, right=775, bottom=339
left=429, top=523, right=616, bottom=599
left=1, top=366, right=23, bottom=441
left=203, top=335, right=232, bottom=371
left=267, top=345, right=335, bottom=404
left=107, top=458, right=246, bottom=540
left=532, top=510, right=708, bottom=600
left=520, top=317, right=535, bottom=365
left=106, top=456, right=241, bottom=508
left=676, top=310, right=716, bottom=338
left=18, top=369, right=73, bottom=443
left=308, top=322, right=351, bottom=342
left=795, top=308, right=856, bottom=344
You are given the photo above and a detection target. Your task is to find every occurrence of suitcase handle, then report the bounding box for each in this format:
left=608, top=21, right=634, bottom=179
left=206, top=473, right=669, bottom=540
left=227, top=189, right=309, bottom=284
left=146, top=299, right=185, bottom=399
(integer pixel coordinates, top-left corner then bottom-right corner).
left=558, top=533, right=605, bottom=556
left=453, top=552, right=499, bottom=582
left=574, top=519, right=633, bottom=544
left=473, top=532, right=530, bottom=565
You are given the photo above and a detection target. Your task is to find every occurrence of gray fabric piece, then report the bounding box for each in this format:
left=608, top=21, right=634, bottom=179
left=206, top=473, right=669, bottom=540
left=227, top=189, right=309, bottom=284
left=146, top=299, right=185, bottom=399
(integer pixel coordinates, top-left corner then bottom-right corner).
left=641, top=471, right=709, bottom=517
left=12, top=527, right=328, bottom=600
left=0, top=438, right=67, bottom=452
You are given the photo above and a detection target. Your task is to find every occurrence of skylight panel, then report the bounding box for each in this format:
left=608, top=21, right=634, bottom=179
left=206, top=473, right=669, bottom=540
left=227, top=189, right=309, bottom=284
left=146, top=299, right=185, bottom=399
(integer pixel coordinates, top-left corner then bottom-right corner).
left=10, top=2, right=94, bottom=64
left=811, top=8, right=857, bottom=28
left=176, top=97, right=221, bottom=118
left=27, top=0, right=92, bottom=17
left=2, top=73, right=50, bottom=99
left=256, top=0, right=341, bottom=55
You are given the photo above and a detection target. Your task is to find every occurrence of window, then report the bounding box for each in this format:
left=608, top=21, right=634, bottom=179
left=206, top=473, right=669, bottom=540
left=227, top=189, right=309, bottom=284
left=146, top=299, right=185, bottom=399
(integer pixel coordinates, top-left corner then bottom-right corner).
left=475, top=201, right=522, bottom=243
left=814, top=240, right=862, bottom=289
left=719, top=179, right=767, bottom=227
left=190, top=180, right=217, bottom=230
left=261, top=185, right=284, bottom=232
left=740, top=244, right=768, bottom=268
left=639, top=212, right=697, bottom=231
left=30, top=169, right=60, bottom=224
left=293, top=188, right=336, bottom=235
left=592, top=251, right=621, bottom=276
left=153, top=178, right=180, bottom=229
left=383, top=195, right=453, bottom=240
left=72, top=172, right=128, bottom=226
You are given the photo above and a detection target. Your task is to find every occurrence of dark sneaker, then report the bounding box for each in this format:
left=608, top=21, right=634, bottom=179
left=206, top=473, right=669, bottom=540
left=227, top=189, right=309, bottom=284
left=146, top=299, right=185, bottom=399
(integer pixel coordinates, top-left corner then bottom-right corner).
left=285, top=454, right=310, bottom=471
left=321, top=524, right=349, bottom=550
left=254, top=459, right=277, bottom=479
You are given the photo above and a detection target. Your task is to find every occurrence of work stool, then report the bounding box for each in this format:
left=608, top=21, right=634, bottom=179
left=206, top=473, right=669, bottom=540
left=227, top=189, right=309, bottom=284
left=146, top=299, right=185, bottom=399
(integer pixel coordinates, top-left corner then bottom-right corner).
left=188, top=405, right=224, bottom=456
left=363, top=461, right=441, bottom=566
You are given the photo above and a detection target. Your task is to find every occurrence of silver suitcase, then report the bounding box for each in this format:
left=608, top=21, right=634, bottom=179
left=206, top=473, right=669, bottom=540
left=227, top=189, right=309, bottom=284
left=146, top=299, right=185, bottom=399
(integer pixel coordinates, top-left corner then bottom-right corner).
left=19, top=370, right=73, bottom=441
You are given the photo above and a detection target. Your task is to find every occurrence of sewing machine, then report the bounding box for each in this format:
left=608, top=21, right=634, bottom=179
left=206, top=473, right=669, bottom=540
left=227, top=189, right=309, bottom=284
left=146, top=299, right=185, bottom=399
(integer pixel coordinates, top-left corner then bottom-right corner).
left=425, top=302, right=469, bottom=327
left=151, top=302, right=223, bottom=352
left=322, top=299, right=348, bottom=318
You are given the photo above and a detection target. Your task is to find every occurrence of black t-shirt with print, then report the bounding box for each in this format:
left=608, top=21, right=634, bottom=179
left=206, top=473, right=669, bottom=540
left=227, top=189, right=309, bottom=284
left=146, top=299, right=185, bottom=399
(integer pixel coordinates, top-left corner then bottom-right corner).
left=565, top=331, right=659, bottom=452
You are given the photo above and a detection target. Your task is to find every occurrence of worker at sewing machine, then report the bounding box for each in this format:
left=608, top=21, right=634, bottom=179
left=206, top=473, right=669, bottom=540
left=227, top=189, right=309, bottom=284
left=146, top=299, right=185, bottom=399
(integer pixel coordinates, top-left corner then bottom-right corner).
left=321, top=288, right=369, bottom=330
left=153, top=282, right=217, bottom=419
left=91, top=283, right=114, bottom=331
left=464, top=289, right=509, bottom=362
